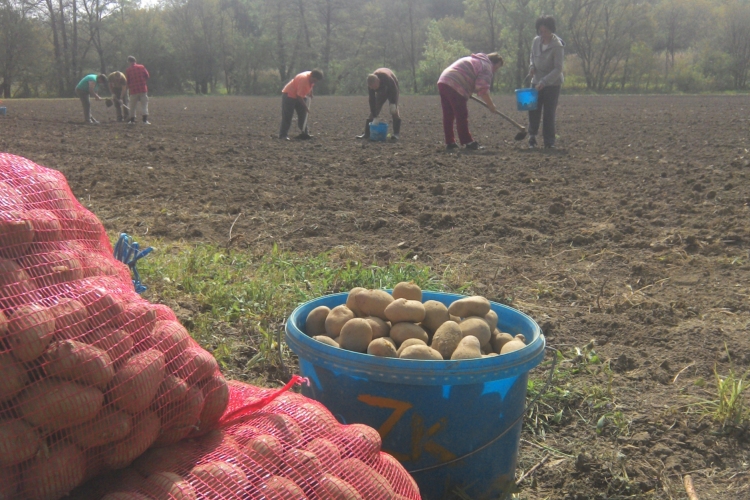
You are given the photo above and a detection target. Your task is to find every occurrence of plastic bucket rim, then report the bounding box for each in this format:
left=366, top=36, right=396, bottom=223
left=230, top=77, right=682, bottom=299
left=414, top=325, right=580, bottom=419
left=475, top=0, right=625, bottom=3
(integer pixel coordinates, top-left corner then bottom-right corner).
left=286, top=290, right=546, bottom=385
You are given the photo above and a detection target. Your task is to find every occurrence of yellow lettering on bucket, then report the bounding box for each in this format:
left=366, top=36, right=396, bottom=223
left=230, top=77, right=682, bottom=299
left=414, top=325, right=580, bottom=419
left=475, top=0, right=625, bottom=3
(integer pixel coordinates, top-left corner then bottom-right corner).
left=357, top=394, right=413, bottom=438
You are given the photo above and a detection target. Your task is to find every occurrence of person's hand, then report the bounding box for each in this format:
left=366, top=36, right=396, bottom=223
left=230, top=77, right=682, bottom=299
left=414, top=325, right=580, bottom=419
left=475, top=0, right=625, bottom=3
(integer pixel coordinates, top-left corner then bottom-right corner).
left=530, top=68, right=535, bottom=77
left=536, top=82, right=545, bottom=91
left=94, top=95, right=101, bottom=101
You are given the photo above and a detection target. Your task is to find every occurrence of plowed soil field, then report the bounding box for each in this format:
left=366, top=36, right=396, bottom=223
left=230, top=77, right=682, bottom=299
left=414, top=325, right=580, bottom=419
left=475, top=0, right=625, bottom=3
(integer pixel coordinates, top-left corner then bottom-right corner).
left=1, top=94, right=749, bottom=499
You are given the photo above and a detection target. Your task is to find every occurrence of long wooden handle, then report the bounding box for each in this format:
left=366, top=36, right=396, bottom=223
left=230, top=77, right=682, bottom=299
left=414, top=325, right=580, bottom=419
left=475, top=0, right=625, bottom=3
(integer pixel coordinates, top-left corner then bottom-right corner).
left=470, top=95, right=527, bottom=132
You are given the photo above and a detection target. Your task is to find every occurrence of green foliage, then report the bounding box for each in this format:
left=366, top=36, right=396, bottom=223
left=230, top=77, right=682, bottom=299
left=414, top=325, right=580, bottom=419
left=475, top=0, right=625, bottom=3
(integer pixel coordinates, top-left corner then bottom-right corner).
left=416, top=20, right=470, bottom=94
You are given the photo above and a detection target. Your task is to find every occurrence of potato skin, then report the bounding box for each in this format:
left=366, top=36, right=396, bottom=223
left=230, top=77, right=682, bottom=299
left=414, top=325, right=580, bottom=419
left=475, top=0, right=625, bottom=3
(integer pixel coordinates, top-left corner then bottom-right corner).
left=367, top=337, right=398, bottom=357
left=491, top=330, right=514, bottom=354
left=21, top=442, right=86, bottom=500
left=448, top=296, right=491, bottom=318
left=0, top=351, right=28, bottom=403
left=364, top=316, right=390, bottom=339
left=198, top=373, right=230, bottom=430
left=69, top=408, right=132, bottom=448
left=400, top=345, right=443, bottom=360
left=259, top=476, right=307, bottom=499
left=392, top=282, right=422, bottom=302
left=354, top=289, right=394, bottom=320
left=314, top=335, right=340, bottom=347
left=6, top=302, right=55, bottom=362
left=315, top=473, right=364, bottom=500
left=103, top=409, right=161, bottom=469
left=305, top=305, right=330, bottom=336
left=338, top=318, right=373, bottom=352
left=325, top=305, right=355, bottom=338
left=345, top=287, right=367, bottom=316
left=190, top=461, right=247, bottom=496
left=450, top=336, right=483, bottom=360
left=0, top=419, right=40, bottom=467
left=144, top=471, right=197, bottom=500
left=396, top=338, right=426, bottom=356
left=459, top=317, right=492, bottom=347
left=430, top=320, right=463, bottom=360
left=421, top=300, right=450, bottom=334
left=44, top=339, right=115, bottom=389
left=500, top=338, right=526, bottom=354
left=389, top=322, right=429, bottom=346
left=485, top=309, right=499, bottom=331
left=384, top=298, right=426, bottom=324
left=108, top=349, right=165, bottom=414
left=18, top=379, right=104, bottom=430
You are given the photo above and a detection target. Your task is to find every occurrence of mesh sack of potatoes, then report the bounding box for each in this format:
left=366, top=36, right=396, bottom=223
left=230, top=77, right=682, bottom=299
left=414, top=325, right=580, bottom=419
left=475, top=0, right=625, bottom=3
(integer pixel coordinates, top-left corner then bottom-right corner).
left=0, top=153, right=229, bottom=499
left=72, top=379, right=422, bottom=500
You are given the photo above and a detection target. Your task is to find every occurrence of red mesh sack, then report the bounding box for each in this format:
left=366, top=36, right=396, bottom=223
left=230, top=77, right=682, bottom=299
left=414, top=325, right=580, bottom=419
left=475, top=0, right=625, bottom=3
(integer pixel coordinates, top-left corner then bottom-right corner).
left=75, top=379, right=421, bottom=499
left=0, top=153, right=229, bottom=499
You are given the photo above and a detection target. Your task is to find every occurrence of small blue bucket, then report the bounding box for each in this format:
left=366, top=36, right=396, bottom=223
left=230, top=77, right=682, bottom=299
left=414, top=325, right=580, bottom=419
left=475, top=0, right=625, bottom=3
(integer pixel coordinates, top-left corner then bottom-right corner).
left=369, top=121, right=388, bottom=141
left=515, top=88, right=538, bottom=111
left=286, top=291, right=546, bottom=500
left=0, top=107, right=6, bottom=116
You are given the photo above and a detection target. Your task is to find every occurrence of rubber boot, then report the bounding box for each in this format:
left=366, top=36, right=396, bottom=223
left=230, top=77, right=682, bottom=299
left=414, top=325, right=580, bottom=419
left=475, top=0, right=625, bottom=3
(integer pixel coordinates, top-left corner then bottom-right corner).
left=392, top=117, right=401, bottom=140
left=143, top=115, right=151, bottom=125
left=356, top=119, right=373, bottom=139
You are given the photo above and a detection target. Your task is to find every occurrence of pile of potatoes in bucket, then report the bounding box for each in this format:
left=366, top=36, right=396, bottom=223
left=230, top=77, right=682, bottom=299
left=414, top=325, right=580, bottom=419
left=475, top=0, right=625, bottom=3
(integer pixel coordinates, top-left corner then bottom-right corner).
left=305, top=283, right=527, bottom=360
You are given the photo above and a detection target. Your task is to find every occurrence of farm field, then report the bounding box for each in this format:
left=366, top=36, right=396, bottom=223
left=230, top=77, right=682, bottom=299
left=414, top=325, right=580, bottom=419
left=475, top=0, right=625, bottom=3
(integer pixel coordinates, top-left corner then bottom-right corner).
left=1, top=94, right=749, bottom=499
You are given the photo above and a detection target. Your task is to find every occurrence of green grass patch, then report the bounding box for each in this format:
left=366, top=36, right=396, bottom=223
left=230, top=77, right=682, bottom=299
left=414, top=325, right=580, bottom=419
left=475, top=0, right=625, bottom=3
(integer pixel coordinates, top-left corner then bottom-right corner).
left=136, top=240, right=448, bottom=384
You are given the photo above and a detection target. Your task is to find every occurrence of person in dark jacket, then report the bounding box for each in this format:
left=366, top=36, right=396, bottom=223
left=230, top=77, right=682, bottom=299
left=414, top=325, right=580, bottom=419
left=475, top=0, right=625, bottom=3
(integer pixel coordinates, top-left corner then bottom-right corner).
left=356, top=68, right=401, bottom=140
left=528, top=15, right=564, bottom=148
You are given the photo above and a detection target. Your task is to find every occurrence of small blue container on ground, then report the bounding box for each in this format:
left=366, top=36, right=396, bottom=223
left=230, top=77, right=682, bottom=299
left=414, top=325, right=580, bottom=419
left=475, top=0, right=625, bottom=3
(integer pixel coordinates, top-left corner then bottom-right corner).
left=515, top=88, right=538, bottom=111
left=286, top=291, right=546, bottom=500
left=0, top=107, right=6, bottom=116
left=369, top=121, right=388, bottom=141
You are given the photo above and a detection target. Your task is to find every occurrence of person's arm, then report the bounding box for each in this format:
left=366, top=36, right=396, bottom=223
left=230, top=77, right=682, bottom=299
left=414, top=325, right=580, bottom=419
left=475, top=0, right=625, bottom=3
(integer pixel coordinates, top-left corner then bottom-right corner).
left=120, top=85, right=127, bottom=100
left=478, top=91, right=497, bottom=114
left=368, top=88, right=378, bottom=118
left=529, top=39, right=536, bottom=78
left=88, top=81, right=101, bottom=100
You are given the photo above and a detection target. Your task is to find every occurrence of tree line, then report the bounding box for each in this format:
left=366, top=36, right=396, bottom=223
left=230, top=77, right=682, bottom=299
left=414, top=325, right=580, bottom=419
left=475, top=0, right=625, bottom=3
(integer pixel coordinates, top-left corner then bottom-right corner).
left=1, top=0, right=749, bottom=99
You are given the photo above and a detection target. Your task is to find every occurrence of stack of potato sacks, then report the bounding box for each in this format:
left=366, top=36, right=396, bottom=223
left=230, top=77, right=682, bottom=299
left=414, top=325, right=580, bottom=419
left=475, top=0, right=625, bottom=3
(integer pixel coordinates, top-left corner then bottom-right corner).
left=0, top=153, right=421, bottom=500
left=306, top=283, right=527, bottom=360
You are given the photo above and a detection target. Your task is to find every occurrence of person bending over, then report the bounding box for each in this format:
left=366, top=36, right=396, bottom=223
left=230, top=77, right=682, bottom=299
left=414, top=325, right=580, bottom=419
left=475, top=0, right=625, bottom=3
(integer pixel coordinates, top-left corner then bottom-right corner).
left=279, top=69, right=324, bottom=140
left=356, top=68, right=401, bottom=140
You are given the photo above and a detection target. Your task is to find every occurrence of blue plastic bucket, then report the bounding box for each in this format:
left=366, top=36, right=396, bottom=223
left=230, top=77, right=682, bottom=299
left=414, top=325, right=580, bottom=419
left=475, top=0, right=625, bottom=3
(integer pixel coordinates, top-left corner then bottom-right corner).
left=286, top=291, right=545, bottom=500
left=369, top=121, right=388, bottom=141
left=515, top=88, right=538, bottom=111
left=0, top=107, right=6, bottom=116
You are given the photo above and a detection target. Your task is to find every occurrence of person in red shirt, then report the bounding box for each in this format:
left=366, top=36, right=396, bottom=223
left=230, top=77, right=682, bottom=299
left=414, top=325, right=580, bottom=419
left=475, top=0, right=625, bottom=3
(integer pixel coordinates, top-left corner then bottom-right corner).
left=125, top=56, right=151, bottom=125
left=279, top=69, right=324, bottom=140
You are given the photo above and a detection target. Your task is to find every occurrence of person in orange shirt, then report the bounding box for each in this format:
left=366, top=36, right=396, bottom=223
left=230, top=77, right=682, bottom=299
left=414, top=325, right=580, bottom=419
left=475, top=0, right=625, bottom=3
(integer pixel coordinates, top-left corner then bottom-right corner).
left=279, top=69, right=324, bottom=140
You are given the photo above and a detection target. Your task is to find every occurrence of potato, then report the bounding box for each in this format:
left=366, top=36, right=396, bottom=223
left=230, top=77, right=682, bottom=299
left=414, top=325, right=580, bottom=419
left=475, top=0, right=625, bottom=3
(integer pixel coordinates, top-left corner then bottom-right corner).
left=345, top=287, right=367, bottom=316
left=69, top=407, right=132, bottom=448
left=157, top=386, right=204, bottom=445
left=396, top=338, right=426, bottom=356
left=389, top=322, right=428, bottom=346
left=305, top=305, right=330, bottom=336
left=485, top=309, right=498, bottom=331
left=304, top=437, right=341, bottom=466
left=0, top=258, right=37, bottom=308
left=500, top=338, right=526, bottom=354
left=153, top=375, right=190, bottom=411
left=315, top=473, right=364, bottom=500
left=448, top=296, right=491, bottom=318
left=421, top=300, right=451, bottom=334
left=324, top=305, right=355, bottom=338
left=314, top=335, right=339, bottom=347
left=18, top=379, right=103, bottom=430
left=0, top=465, right=18, bottom=499
left=241, top=433, right=284, bottom=469
left=144, top=471, right=197, bottom=500
left=281, top=448, right=324, bottom=486
left=132, top=440, right=200, bottom=476
left=367, top=337, right=398, bottom=357
left=392, top=281, right=422, bottom=302
left=151, top=320, right=192, bottom=362
left=430, top=320, right=463, bottom=360
left=0, top=419, right=40, bottom=466
left=23, top=250, right=84, bottom=286
left=25, top=209, right=62, bottom=243
left=337, top=423, right=382, bottom=461
left=74, top=468, right=146, bottom=500
left=483, top=353, right=499, bottom=358
left=197, top=373, right=230, bottom=430
left=338, top=318, right=373, bottom=352
left=49, top=297, right=89, bottom=340
left=450, top=336, right=482, bottom=360
left=120, top=301, right=158, bottom=349
left=190, top=461, right=247, bottom=497
left=80, top=285, right=126, bottom=328
left=332, top=458, right=395, bottom=499
left=108, top=349, right=166, bottom=414
left=259, top=476, right=306, bottom=499
left=263, top=413, right=302, bottom=446
left=384, top=298, right=425, bottom=324
left=0, top=210, right=34, bottom=259
left=6, top=302, right=55, bottom=362
left=459, top=317, right=491, bottom=346
left=168, top=346, right=219, bottom=385
left=88, top=327, right=134, bottom=368
left=490, top=330, right=514, bottom=354
left=400, top=344, right=443, bottom=360
left=103, top=409, right=161, bottom=469
left=355, top=289, right=395, bottom=320
left=21, top=442, right=86, bottom=500
left=44, top=339, right=114, bottom=389
left=297, top=401, right=340, bottom=433
left=364, top=316, right=390, bottom=339
left=0, top=351, right=28, bottom=403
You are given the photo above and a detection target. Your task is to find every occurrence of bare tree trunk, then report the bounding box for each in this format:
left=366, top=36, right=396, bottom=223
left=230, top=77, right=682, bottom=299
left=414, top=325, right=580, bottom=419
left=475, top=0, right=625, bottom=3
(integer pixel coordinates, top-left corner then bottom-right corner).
left=45, top=0, right=66, bottom=96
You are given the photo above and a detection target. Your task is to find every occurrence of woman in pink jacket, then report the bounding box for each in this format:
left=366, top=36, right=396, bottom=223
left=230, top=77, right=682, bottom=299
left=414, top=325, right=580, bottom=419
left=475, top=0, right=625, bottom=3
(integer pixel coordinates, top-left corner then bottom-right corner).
left=438, top=53, right=504, bottom=150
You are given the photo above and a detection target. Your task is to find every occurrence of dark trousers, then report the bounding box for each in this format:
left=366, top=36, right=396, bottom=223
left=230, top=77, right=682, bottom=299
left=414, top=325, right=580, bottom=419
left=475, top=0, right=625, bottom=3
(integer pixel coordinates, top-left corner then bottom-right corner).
left=111, top=88, right=129, bottom=121
left=528, top=85, right=560, bottom=147
left=438, top=83, right=472, bottom=145
left=76, top=89, right=92, bottom=122
left=279, top=93, right=308, bottom=138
